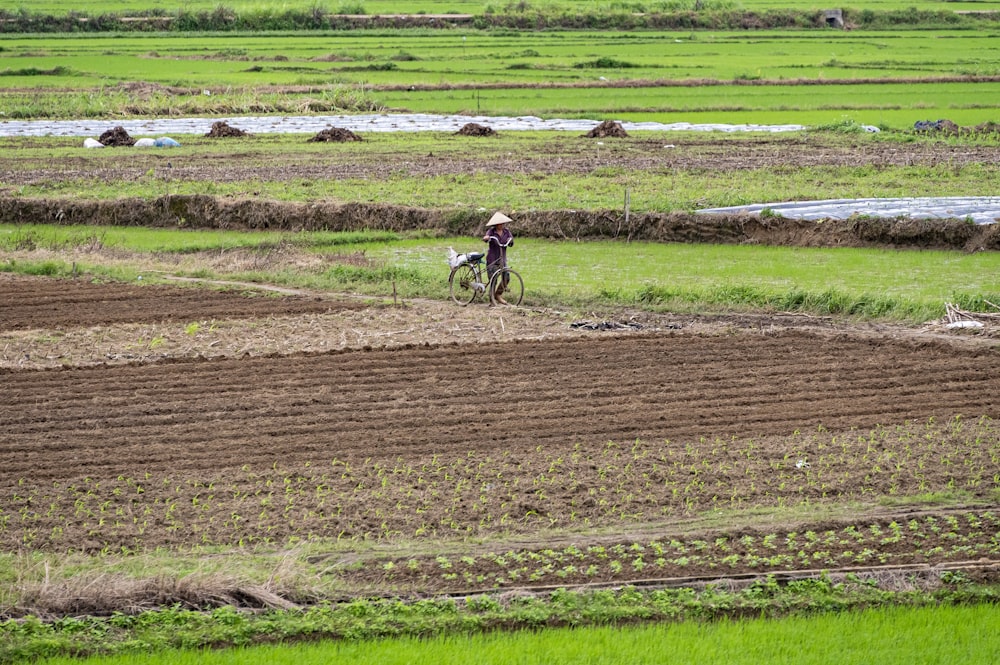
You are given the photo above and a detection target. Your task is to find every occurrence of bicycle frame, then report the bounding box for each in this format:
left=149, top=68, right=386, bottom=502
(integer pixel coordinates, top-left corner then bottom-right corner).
left=448, top=252, right=523, bottom=306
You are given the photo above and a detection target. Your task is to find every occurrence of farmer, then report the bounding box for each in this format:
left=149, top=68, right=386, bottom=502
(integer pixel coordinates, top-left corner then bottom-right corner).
left=483, top=211, right=514, bottom=304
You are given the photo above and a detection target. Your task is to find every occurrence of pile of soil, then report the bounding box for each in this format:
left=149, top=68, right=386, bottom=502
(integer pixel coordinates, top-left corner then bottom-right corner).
left=972, top=121, right=1000, bottom=136
left=97, top=126, right=136, bottom=147
left=456, top=122, right=496, bottom=136
left=307, top=127, right=362, bottom=142
left=205, top=121, right=249, bottom=138
left=584, top=119, right=628, bottom=138
left=914, top=119, right=1000, bottom=136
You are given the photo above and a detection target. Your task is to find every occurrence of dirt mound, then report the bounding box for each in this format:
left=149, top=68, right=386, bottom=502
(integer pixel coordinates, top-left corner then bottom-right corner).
left=97, top=126, right=136, bottom=147
left=205, top=121, right=249, bottom=138
left=913, top=118, right=1000, bottom=136
left=584, top=119, right=628, bottom=138
left=307, top=127, right=362, bottom=142
left=972, top=121, right=1000, bottom=136
left=456, top=122, right=496, bottom=136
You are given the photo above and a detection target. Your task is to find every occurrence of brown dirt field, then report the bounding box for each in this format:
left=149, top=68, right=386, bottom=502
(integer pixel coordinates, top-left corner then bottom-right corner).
left=0, top=271, right=621, bottom=369
left=3, top=323, right=999, bottom=552
left=0, top=275, right=998, bottom=608
left=0, top=272, right=361, bottom=331
left=6, top=329, right=998, bottom=481
left=4, top=135, right=998, bottom=186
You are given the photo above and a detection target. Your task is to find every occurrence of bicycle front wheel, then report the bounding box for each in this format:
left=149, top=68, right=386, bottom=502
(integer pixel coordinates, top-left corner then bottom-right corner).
left=449, top=264, right=481, bottom=305
left=490, top=268, right=523, bottom=306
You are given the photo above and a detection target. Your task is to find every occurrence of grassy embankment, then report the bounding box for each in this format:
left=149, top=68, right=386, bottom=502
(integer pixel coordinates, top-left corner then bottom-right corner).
left=14, top=602, right=1000, bottom=665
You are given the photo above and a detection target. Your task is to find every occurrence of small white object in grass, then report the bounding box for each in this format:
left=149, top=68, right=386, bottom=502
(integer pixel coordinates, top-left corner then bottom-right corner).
left=664, top=144, right=676, bottom=148
left=137, top=275, right=143, bottom=280
left=795, top=459, right=809, bottom=469
left=947, top=320, right=983, bottom=329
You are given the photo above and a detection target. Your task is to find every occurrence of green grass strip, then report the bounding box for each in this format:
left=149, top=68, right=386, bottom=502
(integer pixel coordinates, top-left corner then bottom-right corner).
left=12, top=584, right=1000, bottom=664
left=4, top=226, right=999, bottom=322
left=354, top=237, right=1000, bottom=321
left=0, top=225, right=400, bottom=254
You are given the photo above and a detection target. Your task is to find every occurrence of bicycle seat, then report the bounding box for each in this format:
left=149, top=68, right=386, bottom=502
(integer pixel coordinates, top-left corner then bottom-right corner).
left=466, top=252, right=485, bottom=262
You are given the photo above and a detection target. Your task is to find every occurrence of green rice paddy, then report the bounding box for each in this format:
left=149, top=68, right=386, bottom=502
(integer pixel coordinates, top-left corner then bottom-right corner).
left=2, top=29, right=999, bottom=126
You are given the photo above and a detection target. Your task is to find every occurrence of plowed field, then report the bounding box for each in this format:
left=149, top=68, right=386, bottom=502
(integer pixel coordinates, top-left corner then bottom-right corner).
left=4, top=327, right=999, bottom=545
left=4, top=332, right=997, bottom=482
left=0, top=272, right=358, bottom=330
left=2, top=276, right=999, bottom=604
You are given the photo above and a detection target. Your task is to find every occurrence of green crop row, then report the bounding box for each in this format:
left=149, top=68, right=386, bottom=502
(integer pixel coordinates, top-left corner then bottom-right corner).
left=3, top=418, right=997, bottom=553
left=356, top=511, right=1000, bottom=591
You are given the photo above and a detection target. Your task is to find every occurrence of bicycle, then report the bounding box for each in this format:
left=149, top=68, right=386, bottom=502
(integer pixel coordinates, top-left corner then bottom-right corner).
left=448, top=250, right=524, bottom=306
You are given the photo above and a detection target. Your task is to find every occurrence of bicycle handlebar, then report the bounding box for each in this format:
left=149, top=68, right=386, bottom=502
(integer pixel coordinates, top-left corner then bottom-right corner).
left=485, top=237, right=513, bottom=248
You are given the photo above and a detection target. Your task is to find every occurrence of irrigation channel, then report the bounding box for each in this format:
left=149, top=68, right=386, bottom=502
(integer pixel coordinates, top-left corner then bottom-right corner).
left=3, top=112, right=996, bottom=223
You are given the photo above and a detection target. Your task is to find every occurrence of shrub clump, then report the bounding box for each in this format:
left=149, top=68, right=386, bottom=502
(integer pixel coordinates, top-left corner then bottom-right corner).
left=574, top=57, right=638, bottom=69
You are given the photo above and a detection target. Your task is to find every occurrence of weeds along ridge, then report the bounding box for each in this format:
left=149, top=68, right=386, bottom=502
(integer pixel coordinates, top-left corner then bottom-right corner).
left=2, top=5, right=997, bottom=32
left=2, top=198, right=999, bottom=251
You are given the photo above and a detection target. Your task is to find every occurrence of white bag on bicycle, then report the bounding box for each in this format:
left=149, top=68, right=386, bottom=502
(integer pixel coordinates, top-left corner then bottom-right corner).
left=447, top=247, right=466, bottom=269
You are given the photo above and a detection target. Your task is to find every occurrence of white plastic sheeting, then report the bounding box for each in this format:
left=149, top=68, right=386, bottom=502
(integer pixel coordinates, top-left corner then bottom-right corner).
left=697, top=197, right=1000, bottom=225
left=0, top=114, right=806, bottom=137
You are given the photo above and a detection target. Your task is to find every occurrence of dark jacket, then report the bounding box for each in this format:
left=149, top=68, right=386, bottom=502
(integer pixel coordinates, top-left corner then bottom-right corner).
left=484, top=227, right=514, bottom=268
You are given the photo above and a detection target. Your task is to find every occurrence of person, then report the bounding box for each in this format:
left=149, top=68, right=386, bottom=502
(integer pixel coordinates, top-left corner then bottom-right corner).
left=482, top=211, right=514, bottom=304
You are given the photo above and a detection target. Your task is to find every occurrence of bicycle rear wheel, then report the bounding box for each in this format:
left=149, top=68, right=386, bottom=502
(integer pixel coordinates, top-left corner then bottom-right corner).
left=490, top=268, right=523, bottom=306
left=449, top=264, right=481, bottom=305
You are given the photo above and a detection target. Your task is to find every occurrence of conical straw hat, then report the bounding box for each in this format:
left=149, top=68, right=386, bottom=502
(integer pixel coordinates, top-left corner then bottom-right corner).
left=486, top=211, right=512, bottom=227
